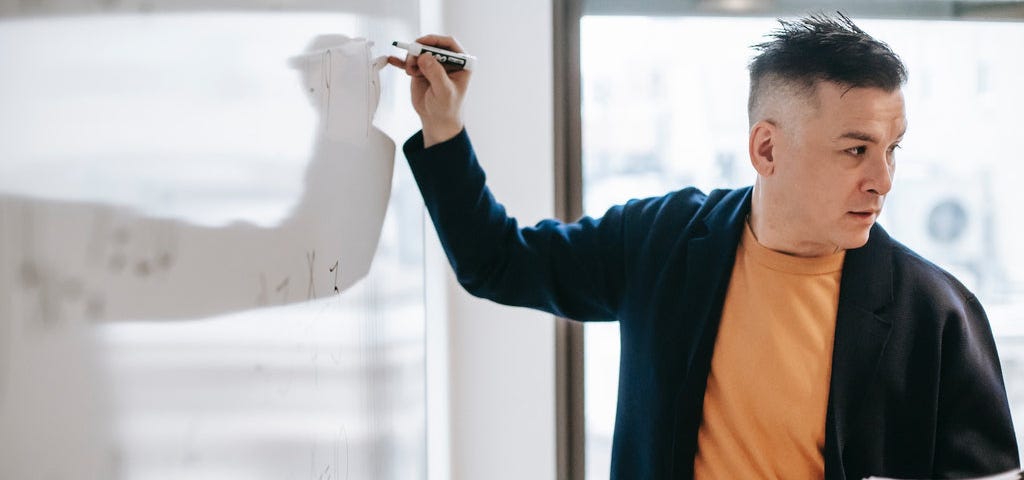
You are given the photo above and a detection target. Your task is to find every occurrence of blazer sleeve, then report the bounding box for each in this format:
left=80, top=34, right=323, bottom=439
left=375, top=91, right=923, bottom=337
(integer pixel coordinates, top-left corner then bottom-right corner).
left=933, top=294, right=1020, bottom=475
left=403, top=129, right=626, bottom=322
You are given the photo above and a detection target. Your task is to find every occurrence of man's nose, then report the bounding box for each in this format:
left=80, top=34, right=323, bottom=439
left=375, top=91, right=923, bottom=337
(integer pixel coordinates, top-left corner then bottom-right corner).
left=863, top=151, right=894, bottom=196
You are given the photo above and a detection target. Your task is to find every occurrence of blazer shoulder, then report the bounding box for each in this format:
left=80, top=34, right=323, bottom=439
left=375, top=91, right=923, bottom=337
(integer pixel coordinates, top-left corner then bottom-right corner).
left=618, top=186, right=739, bottom=228
left=615, top=186, right=703, bottom=231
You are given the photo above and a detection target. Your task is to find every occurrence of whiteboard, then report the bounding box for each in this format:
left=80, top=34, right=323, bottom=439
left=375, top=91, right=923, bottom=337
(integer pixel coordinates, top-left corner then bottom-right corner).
left=0, top=11, right=426, bottom=480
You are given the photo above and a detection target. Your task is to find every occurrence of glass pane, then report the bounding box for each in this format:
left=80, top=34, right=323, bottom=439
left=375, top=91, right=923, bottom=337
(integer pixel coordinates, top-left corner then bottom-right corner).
left=581, top=15, right=1024, bottom=478
left=0, top=13, right=426, bottom=480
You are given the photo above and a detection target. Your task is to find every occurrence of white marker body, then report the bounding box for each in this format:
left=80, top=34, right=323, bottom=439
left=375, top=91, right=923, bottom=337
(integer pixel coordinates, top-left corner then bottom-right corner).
left=392, top=41, right=476, bottom=71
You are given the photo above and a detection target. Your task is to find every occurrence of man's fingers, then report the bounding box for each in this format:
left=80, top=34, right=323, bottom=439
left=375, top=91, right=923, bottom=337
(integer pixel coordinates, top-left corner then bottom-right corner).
left=414, top=34, right=465, bottom=54
left=386, top=54, right=426, bottom=77
left=386, top=56, right=406, bottom=69
left=417, top=53, right=453, bottom=91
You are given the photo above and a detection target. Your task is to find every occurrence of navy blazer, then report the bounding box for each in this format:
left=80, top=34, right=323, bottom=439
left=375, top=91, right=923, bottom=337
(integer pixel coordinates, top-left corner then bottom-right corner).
left=404, top=129, right=1019, bottom=479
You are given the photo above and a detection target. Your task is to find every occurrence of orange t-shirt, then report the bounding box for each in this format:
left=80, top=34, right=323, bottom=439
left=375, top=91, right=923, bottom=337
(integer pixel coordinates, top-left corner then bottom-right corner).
left=693, top=222, right=845, bottom=479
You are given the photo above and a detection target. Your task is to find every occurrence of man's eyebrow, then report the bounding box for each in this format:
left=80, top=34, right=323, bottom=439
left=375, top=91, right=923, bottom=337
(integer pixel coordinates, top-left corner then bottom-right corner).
left=836, top=129, right=907, bottom=144
left=837, top=131, right=878, bottom=143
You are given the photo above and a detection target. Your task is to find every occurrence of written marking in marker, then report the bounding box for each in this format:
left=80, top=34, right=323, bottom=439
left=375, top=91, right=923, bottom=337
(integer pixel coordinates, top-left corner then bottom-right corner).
left=330, top=260, right=340, bottom=293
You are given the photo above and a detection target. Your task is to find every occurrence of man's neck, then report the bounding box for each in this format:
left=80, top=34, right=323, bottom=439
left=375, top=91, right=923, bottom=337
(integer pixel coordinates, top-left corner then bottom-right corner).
left=748, top=185, right=843, bottom=258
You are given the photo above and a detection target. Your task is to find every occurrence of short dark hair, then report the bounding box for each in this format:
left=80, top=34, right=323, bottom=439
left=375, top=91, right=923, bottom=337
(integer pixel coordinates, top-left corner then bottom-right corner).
left=748, top=12, right=908, bottom=122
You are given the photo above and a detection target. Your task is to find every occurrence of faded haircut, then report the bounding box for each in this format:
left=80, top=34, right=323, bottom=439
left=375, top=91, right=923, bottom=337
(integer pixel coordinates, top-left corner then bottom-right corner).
left=747, top=12, right=908, bottom=126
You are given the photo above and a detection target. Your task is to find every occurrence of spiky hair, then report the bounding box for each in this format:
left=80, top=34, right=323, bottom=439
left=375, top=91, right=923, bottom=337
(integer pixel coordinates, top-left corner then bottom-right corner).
left=748, top=12, right=907, bottom=123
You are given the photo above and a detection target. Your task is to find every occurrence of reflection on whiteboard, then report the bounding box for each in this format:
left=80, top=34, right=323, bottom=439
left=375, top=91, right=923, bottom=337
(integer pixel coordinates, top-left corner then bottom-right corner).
left=3, top=34, right=393, bottom=322
left=0, top=30, right=399, bottom=479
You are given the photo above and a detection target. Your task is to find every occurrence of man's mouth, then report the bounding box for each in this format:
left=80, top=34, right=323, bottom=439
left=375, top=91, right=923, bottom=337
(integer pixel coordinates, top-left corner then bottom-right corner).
left=848, top=210, right=877, bottom=220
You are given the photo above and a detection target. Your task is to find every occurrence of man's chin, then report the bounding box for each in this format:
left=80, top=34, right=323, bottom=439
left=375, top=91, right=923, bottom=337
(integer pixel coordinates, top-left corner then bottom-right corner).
left=839, top=228, right=873, bottom=251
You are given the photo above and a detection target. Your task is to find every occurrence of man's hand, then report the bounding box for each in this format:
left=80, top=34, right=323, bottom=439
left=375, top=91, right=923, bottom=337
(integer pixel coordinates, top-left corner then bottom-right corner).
left=387, top=35, right=471, bottom=148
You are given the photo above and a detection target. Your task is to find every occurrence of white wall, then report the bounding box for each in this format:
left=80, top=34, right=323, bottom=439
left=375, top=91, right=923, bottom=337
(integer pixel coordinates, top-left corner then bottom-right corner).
left=423, top=1, right=557, bottom=479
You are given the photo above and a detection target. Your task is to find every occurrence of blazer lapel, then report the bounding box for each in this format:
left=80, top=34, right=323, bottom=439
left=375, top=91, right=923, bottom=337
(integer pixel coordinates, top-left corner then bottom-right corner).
left=824, top=224, right=895, bottom=479
left=679, top=188, right=751, bottom=361
left=670, top=188, right=751, bottom=478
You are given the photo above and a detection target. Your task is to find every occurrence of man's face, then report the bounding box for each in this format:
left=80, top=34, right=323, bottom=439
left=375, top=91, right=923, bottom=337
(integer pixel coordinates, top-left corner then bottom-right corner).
left=766, top=82, right=906, bottom=255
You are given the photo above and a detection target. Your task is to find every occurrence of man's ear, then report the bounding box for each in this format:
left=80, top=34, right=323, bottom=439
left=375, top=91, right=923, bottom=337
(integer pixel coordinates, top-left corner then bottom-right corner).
left=749, top=120, right=776, bottom=176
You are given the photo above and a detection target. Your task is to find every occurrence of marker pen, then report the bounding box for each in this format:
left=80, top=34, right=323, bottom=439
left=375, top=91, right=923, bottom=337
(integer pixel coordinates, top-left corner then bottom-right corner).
left=392, top=41, right=477, bottom=71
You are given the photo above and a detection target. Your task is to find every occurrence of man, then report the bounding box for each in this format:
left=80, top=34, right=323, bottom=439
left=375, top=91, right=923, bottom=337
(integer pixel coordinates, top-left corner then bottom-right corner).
left=389, top=13, right=1019, bottom=479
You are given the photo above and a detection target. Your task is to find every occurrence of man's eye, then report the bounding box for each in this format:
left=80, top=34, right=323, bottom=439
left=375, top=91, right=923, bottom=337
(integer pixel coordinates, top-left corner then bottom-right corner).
left=846, top=146, right=867, bottom=155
